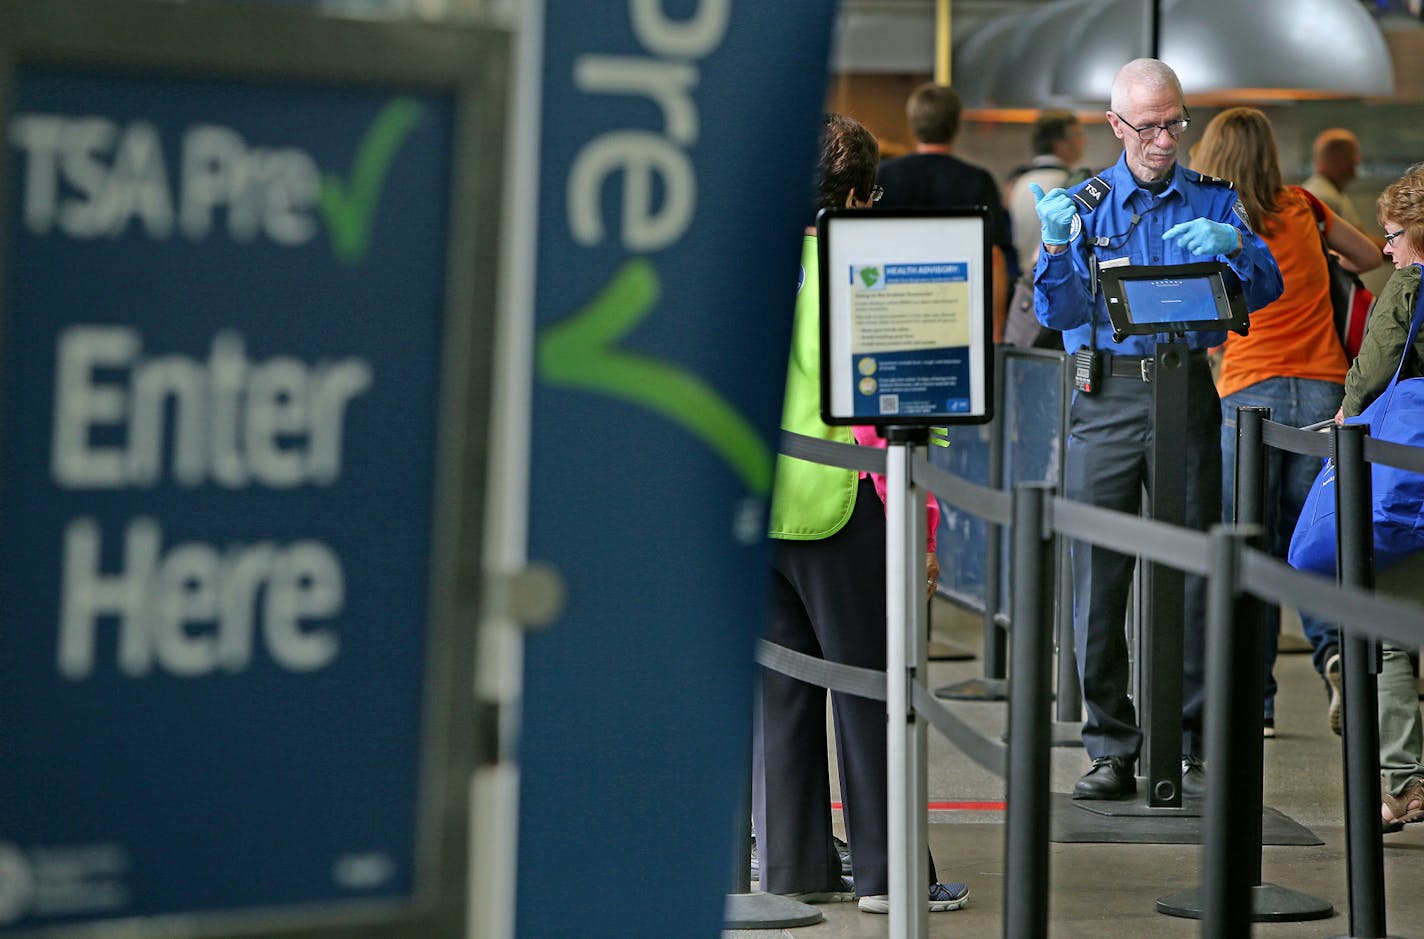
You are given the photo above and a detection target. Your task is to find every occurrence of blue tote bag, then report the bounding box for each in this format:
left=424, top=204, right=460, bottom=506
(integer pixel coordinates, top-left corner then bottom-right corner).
left=1289, top=263, right=1424, bottom=575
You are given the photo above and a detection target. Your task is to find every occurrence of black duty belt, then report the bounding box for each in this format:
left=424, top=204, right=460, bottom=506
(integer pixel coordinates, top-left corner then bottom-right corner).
left=1105, top=349, right=1209, bottom=383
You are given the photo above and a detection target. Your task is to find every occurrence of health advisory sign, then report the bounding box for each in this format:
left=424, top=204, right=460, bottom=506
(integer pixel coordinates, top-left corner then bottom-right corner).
left=0, top=9, right=501, bottom=930
left=819, top=208, right=994, bottom=426
left=846, top=261, right=973, bottom=417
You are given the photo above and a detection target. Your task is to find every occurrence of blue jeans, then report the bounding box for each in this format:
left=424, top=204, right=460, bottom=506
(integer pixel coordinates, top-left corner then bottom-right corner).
left=1221, top=377, right=1343, bottom=715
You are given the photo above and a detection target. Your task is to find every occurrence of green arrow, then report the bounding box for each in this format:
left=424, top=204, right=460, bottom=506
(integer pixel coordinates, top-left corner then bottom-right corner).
left=538, top=258, right=774, bottom=497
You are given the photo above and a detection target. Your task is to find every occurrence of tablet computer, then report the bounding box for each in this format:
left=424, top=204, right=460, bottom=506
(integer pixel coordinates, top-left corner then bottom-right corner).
left=1099, top=261, right=1249, bottom=341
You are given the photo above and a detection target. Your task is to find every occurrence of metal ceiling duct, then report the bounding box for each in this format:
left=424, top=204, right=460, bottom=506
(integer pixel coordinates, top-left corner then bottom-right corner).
left=986, top=0, right=1112, bottom=107
left=950, top=12, right=1024, bottom=105
left=955, top=0, right=1394, bottom=107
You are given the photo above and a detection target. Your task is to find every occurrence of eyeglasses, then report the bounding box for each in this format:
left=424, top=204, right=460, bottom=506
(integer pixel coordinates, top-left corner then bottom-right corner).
left=870, top=185, right=884, bottom=203
left=1111, top=108, right=1191, bottom=142
left=1385, top=228, right=1406, bottom=245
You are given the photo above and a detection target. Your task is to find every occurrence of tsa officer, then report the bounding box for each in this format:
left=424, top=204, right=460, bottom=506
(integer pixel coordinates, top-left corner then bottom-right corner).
left=1030, top=58, right=1283, bottom=800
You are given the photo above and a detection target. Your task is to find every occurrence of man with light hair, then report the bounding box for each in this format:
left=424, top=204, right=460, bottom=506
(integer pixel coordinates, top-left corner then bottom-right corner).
left=1005, top=108, right=1088, bottom=280
left=1029, top=58, right=1283, bottom=802
left=1303, top=128, right=1373, bottom=236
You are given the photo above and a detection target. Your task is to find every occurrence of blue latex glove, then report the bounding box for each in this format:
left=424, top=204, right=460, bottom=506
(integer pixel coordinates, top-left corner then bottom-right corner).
left=1162, top=217, right=1240, bottom=256
left=1028, top=182, right=1077, bottom=245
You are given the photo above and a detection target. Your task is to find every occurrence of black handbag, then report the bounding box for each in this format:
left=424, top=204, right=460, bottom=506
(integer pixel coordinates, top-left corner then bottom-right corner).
left=1295, top=185, right=1373, bottom=360
left=1002, top=272, right=1061, bottom=349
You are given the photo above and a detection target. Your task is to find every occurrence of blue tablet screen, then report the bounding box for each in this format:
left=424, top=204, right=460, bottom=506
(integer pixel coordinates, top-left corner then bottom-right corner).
left=1120, top=275, right=1222, bottom=324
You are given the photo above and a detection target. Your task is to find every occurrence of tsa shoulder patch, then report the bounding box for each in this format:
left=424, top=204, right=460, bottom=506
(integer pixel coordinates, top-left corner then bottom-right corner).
left=1231, top=198, right=1252, bottom=230
left=1070, top=175, right=1111, bottom=213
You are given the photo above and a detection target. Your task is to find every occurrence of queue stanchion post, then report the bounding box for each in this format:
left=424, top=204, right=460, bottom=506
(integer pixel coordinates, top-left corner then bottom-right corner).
left=1157, top=403, right=1332, bottom=923
left=1332, top=423, right=1391, bottom=939
left=1052, top=351, right=1084, bottom=746
left=1145, top=339, right=1189, bottom=807
left=886, top=427, right=930, bottom=939
left=984, top=344, right=1009, bottom=680
left=1161, top=525, right=1258, bottom=934
left=1003, top=483, right=1055, bottom=939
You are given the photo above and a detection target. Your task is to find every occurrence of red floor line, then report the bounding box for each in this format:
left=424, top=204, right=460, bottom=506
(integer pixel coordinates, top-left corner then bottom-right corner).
left=830, top=801, right=1005, bottom=812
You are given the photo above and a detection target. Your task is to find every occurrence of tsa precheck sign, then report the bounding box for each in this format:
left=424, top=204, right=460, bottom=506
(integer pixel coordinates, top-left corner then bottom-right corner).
left=0, top=64, right=455, bottom=928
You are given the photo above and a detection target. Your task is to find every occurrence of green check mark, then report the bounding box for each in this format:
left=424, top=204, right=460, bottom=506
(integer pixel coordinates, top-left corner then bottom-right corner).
left=538, top=259, right=775, bottom=497
left=319, top=97, right=423, bottom=266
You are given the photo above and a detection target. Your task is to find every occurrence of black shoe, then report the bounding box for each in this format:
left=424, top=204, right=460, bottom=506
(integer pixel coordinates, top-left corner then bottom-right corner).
left=1181, top=756, right=1206, bottom=798
left=1072, top=756, right=1136, bottom=800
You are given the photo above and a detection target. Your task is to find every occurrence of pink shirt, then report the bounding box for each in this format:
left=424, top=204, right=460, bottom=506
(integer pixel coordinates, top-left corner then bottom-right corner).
left=852, top=426, right=940, bottom=552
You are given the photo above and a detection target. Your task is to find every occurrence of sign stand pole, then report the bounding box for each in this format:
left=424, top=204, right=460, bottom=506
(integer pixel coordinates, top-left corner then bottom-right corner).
left=886, top=427, right=930, bottom=939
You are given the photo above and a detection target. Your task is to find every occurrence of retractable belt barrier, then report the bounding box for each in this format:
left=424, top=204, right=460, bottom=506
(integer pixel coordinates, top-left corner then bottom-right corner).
left=760, top=412, right=1424, bottom=938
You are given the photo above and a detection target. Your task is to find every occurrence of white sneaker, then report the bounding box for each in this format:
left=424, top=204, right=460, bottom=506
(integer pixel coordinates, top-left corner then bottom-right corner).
left=858, top=881, right=969, bottom=913
left=1325, top=651, right=1343, bottom=735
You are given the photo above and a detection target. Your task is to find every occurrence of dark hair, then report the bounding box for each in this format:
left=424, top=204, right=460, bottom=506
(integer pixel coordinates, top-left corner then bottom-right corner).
left=1377, top=163, right=1424, bottom=259
left=814, top=113, right=879, bottom=213
left=906, top=83, right=961, bottom=145
left=1032, top=109, right=1079, bottom=156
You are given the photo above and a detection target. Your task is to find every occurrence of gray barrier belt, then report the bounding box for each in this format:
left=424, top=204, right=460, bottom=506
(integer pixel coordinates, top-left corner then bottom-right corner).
left=755, top=638, right=885, bottom=702
left=1367, top=435, right=1424, bottom=474
left=913, top=453, right=1011, bottom=526
left=1242, top=548, right=1424, bottom=649
left=1050, top=494, right=1211, bottom=577
left=754, top=639, right=1008, bottom=778
left=1264, top=416, right=1424, bottom=474
left=1262, top=418, right=1331, bottom=459
left=779, top=430, right=885, bottom=474
left=912, top=681, right=1007, bottom=778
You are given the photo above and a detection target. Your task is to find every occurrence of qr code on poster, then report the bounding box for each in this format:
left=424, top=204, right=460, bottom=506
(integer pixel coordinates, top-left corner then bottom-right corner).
left=879, top=394, right=899, bottom=414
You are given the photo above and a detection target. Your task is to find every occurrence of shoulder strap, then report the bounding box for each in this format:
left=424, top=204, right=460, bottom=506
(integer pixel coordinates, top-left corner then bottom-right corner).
left=1292, top=185, right=1328, bottom=229
left=1386, top=264, right=1424, bottom=389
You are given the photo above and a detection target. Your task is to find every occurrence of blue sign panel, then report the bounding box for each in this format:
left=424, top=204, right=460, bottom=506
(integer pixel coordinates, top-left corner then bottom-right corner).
left=933, top=352, right=1065, bottom=611
left=516, top=3, right=837, bottom=936
left=0, top=65, right=454, bottom=928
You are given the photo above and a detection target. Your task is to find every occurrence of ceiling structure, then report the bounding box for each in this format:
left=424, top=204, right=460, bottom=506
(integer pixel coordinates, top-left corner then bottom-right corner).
left=833, top=0, right=1406, bottom=107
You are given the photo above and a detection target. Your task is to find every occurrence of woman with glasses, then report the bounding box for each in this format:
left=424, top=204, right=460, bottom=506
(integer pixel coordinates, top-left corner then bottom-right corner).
left=755, top=113, right=969, bottom=915
left=1332, top=165, right=1424, bottom=834
left=1189, top=107, right=1381, bottom=738
left=1339, top=167, right=1424, bottom=418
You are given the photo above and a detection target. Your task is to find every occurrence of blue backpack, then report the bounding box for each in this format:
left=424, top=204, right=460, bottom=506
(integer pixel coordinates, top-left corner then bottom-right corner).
left=1289, top=264, right=1424, bottom=575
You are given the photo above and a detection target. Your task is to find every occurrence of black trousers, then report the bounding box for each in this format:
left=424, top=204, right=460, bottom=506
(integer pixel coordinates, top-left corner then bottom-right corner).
left=753, top=477, right=939, bottom=896
left=1065, top=359, right=1220, bottom=762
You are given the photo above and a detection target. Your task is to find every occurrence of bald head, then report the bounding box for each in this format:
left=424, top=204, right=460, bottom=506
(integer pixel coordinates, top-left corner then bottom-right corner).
left=1106, top=58, right=1187, bottom=184
left=1110, top=58, right=1184, bottom=114
left=1313, top=128, right=1361, bottom=188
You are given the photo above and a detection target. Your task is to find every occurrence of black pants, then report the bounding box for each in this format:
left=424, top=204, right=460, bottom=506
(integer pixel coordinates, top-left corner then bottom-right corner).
left=753, top=477, right=938, bottom=896
left=1065, top=359, right=1220, bottom=761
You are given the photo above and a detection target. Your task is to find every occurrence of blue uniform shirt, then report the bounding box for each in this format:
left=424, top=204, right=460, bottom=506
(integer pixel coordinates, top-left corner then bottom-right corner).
left=1033, top=152, right=1283, bottom=356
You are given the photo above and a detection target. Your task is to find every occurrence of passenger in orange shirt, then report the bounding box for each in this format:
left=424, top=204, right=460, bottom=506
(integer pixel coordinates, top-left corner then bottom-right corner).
left=1191, top=108, right=1381, bottom=736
